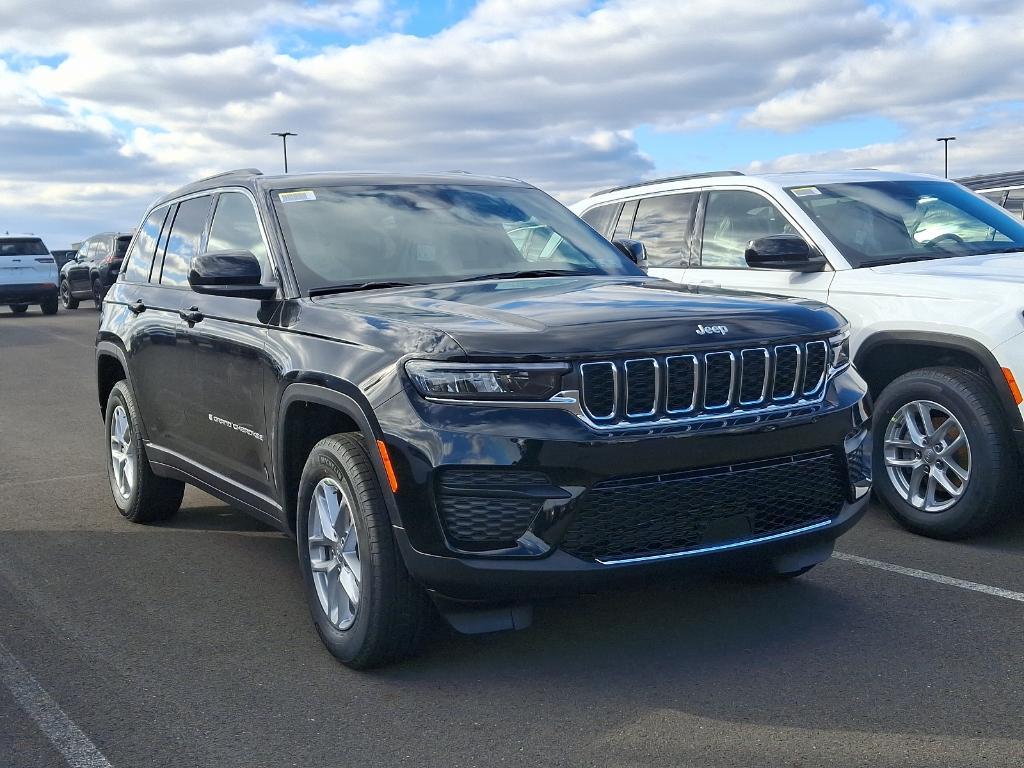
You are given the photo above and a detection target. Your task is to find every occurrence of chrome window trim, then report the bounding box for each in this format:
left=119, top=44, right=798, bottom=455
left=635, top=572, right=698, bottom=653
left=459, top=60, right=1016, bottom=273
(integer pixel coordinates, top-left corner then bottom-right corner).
left=624, top=358, right=659, bottom=417
left=703, top=351, right=736, bottom=410
left=772, top=344, right=802, bottom=401
left=665, top=354, right=698, bottom=414
left=739, top=348, right=769, bottom=405
left=580, top=361, right=618, bottom=421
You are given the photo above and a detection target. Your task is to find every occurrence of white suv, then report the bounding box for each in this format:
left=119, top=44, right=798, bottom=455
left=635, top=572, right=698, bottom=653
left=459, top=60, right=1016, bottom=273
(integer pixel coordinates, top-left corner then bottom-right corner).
left=572, top=170, right=1024, bottom=540
left=1, top=235, right=59, bottom=315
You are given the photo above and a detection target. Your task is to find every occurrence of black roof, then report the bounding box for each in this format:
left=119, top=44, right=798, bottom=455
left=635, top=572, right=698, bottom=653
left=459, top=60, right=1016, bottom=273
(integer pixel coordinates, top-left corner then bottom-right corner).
left=955, top=170, right=1024, bottom=190
left=154, top=169, right=529, bottom=206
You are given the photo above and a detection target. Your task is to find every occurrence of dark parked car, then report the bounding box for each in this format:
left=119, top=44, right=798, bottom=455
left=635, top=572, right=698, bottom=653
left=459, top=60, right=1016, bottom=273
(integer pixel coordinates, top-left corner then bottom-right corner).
left=50, top=249, right=78, bottom=273
left=96, top=169, right=871, bottom=667
left=956, top=170, right=1024, bottom=219
left=60, top=231, right=133, bottom=309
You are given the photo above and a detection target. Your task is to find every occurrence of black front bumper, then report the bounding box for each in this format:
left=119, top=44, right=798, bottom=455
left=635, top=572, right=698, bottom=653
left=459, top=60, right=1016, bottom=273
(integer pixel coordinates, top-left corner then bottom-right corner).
left=375, top=368, right=872, bottom=600
left=0, top=283, right=57, bottom=304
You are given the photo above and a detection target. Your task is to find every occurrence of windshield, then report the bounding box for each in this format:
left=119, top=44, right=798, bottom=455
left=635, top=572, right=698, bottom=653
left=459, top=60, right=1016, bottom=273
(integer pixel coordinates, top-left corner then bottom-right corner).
left=271, top=183, right=641, bottom=294
left=0, top=238, right=49, bottom=256
left=785, top=180, right=1024, bottom=267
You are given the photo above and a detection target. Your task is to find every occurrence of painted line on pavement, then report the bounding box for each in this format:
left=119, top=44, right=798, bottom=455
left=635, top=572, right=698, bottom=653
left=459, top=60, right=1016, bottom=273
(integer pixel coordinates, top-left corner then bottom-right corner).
left=835, top=551, right=1024, bottom=603
left=0, top=637, right=113, bottom=768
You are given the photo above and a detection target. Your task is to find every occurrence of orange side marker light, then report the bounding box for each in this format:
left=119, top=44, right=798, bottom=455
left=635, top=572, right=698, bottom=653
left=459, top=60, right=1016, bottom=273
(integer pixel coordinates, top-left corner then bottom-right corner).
left=1002, top=368, right=1023, bottom=405
left=376, top=439, right=400, bottom=493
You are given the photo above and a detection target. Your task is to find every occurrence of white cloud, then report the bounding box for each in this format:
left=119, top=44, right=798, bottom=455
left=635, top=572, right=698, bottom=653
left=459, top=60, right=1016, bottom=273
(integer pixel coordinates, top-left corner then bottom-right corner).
left=0, top=0, right=1021, bottom=244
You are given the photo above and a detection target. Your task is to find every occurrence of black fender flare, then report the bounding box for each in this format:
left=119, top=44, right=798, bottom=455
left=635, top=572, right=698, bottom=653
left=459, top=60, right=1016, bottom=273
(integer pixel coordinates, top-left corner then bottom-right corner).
left=854, top=330, right=1024, bottom=432
left=275, top=382, right=404, bottom=529
left=95, top=339, right=150, bottom=439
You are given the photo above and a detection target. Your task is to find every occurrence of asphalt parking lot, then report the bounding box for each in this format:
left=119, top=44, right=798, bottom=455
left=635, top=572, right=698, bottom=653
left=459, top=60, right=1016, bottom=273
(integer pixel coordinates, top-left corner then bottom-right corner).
left=2, top=307, right=1023, bottom=768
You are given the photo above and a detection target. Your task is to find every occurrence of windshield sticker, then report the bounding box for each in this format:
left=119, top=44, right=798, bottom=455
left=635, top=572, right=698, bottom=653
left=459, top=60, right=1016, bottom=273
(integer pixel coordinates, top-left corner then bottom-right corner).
left=791, top=186, right=821, bottom=197
left=279, top=190, right=317, bottom=203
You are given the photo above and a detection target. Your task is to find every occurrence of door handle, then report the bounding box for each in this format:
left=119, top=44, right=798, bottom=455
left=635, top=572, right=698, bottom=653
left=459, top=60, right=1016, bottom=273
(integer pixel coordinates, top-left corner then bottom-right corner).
left=699, top=280, right=720, bottom=288
left=179, top=306, right=204, bottom=325
left=128, top=299, right=146, bottom=315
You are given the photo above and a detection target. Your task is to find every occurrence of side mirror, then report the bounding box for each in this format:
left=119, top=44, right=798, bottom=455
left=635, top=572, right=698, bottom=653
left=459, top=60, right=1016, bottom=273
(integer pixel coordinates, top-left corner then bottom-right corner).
left=612, top=238, right=649, bottom=271
left=188, top=250, right=277, bottom=299
left=745, top=235, right=825, bottom=272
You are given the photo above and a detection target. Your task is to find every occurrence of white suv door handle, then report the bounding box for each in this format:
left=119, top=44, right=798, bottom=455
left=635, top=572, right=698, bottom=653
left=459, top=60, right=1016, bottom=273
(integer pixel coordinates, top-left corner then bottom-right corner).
left=699, top=280, right=720, bottom=288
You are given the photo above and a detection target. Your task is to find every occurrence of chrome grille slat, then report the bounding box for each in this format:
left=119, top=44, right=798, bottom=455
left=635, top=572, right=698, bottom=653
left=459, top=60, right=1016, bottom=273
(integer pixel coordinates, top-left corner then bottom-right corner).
left=578, top=339, right=830, bottom=426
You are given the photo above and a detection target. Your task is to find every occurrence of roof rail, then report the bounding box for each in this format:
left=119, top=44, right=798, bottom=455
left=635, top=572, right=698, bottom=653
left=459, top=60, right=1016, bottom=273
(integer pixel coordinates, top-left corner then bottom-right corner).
left=193, top=168, right=264, bottom=184
left=590, top=170, right=744, bottom=198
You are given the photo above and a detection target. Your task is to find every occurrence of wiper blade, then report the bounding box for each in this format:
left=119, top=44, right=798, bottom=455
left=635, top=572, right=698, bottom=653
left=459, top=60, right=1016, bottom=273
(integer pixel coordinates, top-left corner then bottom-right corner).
left=309, top=281, right=415, bottom=296
left=458, top=269, right=594, bottom=282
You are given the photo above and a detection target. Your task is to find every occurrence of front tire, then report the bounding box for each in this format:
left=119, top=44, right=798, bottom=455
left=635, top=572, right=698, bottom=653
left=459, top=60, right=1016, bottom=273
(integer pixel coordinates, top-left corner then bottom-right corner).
left=297, top=434, right=433, bottom=668
left=105, top=380, right=185, bottom=523
left=60, top=280, right=79, bottom=309
left=873, top=367, right=1016, bottom=539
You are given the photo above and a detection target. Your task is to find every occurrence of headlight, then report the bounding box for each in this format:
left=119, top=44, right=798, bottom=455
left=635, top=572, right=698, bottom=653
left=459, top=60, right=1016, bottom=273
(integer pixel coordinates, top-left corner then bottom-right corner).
left=405, top=361, right=568, bottom=401
left=829, top=328, right=851, bottom=372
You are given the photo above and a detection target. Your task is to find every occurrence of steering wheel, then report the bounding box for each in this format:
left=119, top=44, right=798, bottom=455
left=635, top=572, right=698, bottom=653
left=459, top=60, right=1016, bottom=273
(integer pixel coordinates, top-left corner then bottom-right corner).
left=924, top=232, right=965, bottom=248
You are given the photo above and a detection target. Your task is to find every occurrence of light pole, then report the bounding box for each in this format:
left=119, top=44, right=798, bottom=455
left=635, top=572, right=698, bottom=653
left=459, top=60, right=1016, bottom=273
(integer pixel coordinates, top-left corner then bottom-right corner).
left=271, top=132, right=297, bottom=173
left=936, top=136, right=956, bottom=178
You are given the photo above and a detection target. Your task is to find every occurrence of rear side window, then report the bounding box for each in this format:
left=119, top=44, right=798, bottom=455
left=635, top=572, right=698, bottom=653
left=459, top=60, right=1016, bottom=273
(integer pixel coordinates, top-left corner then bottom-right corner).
left=124, top=207, right=169, bottom=283
left=114, top=236, right=132, bottom=259
left=580, top=203, right=619, bottom=237
left=0, top=238, right=49, bottom=256
left=207, top=192, right=269, bottom=277
left=1006, top=189, right=1024, bottom=220
left=159, top=196, right=212, bottom=287
left=612, top=200, right=639, bottom=241
left=630, top=193, right=698, bottom=268
left=93, top=238, right=111, bottom=262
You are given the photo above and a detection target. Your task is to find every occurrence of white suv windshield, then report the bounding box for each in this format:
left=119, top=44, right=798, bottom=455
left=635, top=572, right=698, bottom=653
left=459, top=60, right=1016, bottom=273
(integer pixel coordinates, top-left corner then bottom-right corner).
left=272, top=183, right=640, bottom=294
left=786, top=180, right=1024, bottom=267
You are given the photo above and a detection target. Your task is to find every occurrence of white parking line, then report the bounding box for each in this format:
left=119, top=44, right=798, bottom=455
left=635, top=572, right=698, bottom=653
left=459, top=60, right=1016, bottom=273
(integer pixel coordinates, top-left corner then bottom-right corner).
left=0, top=637, right=113, bottom=768
left=834, top=551, right=1024, bottom=603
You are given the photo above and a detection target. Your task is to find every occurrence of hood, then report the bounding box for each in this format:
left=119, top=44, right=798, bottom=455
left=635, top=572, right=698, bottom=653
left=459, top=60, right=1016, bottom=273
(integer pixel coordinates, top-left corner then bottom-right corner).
left=314, top=275, right=844, bottom=357
left=869, top=250, right=1024, bottom=283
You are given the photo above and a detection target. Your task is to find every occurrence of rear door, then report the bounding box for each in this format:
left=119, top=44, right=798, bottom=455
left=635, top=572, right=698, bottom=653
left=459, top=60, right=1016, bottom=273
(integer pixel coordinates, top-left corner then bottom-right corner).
left=67, top=241, right=94, bottom=293
left=683, top=188, right=834, bottom=303
left=0, top=238, right=55, bottom=288
left=126, top=196, right=213, bottom=456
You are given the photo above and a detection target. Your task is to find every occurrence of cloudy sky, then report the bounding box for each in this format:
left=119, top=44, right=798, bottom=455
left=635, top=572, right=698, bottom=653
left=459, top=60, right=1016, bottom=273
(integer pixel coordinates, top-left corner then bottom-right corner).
left=1, top=0, right=1021, bottom=246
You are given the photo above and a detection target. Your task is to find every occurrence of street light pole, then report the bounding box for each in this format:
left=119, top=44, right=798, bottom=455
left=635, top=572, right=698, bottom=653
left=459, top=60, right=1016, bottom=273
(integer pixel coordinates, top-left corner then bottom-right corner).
left=936, top=136, right=956, bottom=178
left=271, top=132, right=297, bottom=173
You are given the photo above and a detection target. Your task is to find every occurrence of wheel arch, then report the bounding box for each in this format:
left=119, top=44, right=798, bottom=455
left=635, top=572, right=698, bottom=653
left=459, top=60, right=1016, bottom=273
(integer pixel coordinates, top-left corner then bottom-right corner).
left=96, top=340, right=137, bottom=424
left=276, top=382, right=401, bottom=536
left=854, top=331, right=1024, bottom=432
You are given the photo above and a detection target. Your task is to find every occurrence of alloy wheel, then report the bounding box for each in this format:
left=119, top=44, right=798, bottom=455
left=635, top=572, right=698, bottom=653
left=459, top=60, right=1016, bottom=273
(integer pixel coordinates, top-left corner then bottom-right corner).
left=109, top=404, right=136, bottom=499
left=307, top=478, right=363, bottom=630
left=883, top=399, right=971, bottom=513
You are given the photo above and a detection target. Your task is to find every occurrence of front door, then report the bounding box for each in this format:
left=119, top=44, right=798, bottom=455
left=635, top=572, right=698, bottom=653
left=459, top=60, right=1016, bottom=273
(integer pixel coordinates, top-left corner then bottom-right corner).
left=179, top=190, right=277, bottom=499
left=683, top=189, right=835, bottom=304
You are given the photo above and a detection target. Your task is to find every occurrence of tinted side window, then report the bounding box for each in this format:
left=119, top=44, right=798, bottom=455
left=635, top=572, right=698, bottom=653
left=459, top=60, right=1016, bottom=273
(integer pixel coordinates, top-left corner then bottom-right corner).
left=631, top=193, right=697, bottom=268
left=93, top=238, right=110, bottom=261
left=580, top=203, right=619, bottom=237
left=612, top=200, right=638, bottom=240
left=701, top=190, right=796, bottom=268
left=208, top=192, right=269, bottom=277
left=160, top=196, right=212, bottom=287
left=1005, top=189, right=1024, bottom=220
left=124, top=207, right=169, bottom=283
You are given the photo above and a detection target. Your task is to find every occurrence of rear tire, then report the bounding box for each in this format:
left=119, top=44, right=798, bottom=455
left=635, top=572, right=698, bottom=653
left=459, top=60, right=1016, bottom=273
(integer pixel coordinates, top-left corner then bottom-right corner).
left=105, top=380, right=185, bottom=523
left=40, top=297, right=58, bottom=315
left=873, top=367, right=1016, bottom=540
left=60, top=280, right=79, bottom=309
left=297, top=434, right=433, bottom=668
left=9, top=304, right=28, bottom=314
left=92, top=277, right=103, bottom=309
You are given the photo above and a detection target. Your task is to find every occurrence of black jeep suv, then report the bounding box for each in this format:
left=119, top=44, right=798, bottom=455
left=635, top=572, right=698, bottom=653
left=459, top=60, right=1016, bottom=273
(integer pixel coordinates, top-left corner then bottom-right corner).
left=95, top=169, right=871, bottom=667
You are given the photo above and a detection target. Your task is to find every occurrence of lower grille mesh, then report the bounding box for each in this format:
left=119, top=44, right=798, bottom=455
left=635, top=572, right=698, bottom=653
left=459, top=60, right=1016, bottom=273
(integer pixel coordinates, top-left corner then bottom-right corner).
left=437, top=469, right=546, bottom=550
left=560, top=451, right=845, bottom=562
